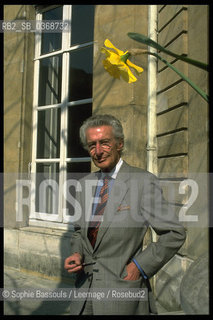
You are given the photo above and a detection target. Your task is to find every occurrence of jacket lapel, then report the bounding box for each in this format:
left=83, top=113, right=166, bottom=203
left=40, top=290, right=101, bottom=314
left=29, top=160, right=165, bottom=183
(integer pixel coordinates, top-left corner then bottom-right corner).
left=93, top=161, right=131, bottom=251
left=83, top=172, right=99, bottom=251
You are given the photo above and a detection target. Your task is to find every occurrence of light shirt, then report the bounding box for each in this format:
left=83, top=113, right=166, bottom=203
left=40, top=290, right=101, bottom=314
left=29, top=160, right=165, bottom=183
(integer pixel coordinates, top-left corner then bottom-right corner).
left=107, top=157, right=123, bottom=180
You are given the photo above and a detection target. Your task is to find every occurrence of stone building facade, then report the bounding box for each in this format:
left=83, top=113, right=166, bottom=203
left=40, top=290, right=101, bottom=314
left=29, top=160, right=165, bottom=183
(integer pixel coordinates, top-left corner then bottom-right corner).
left=4, top=5, right=209, bottom=314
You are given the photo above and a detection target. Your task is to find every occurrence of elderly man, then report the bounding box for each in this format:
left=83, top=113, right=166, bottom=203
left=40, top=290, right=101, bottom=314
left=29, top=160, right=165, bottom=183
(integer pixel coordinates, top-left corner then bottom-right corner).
left=64, top=114, right=186, bottom=315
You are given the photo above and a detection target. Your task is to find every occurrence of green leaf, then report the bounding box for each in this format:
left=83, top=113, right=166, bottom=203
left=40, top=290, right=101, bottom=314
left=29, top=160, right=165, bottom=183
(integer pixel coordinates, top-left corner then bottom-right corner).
left=128, top=32, right=208, bottom=71
left=149, top=51, right=209, bottom=103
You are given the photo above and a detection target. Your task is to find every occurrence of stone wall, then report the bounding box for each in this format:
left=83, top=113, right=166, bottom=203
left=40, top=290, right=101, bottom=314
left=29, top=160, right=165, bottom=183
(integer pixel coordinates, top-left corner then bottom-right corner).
left=4, top=5, right=35, bottom=228
left=154, top=5, right=208, bottom=312
left=93, top=5, right=149, bottom=169
left=4, top=227, right=75, bottom=283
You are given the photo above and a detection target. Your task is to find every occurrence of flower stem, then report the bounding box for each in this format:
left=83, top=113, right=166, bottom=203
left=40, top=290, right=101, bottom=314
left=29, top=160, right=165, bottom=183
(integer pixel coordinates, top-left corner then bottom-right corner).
left=128, top=33, right=208, bottom=71
left=149, top=52, right=209, bottom=103
left=128, top=48, right=208, bottom=102
left=120, top=52, right=131, bottom=63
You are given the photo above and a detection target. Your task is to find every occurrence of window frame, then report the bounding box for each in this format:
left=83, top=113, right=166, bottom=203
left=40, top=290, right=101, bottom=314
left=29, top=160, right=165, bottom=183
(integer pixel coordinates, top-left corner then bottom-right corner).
left=30, top=5, right=93, bottom=228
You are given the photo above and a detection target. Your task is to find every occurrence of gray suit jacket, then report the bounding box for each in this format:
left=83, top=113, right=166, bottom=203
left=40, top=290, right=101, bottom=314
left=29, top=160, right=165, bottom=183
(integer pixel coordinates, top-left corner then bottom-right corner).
left=69, top=161, right=186, bottom=315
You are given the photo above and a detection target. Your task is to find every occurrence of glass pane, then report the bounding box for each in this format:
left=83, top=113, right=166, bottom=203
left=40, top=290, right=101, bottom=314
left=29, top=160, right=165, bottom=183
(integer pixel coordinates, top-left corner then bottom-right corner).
left=71, top=5, right=94, bottom=46
left=67, top=162, right=91, bottom=173
left=37, top=108, right=61, bottom=159
left=69, top=47, right=93, bottom=101
left=35, top=163, right=59, bottom=214
left=65, top=163, right=91, bottom=216
left=41, top=6, right=63, bottom=55
left=67, top=103, right=92, bottom=157
left=38, top=55, right=62, bottom=106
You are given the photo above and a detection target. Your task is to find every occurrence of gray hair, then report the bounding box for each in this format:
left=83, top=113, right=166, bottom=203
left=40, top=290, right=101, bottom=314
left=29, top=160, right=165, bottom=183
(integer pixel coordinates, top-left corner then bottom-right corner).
left=80, top=114, right=124, bottom=150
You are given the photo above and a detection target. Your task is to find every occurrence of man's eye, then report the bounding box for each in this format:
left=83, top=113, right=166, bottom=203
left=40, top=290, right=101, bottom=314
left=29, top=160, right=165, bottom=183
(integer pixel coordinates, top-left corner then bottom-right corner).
left=88, top=144, right=95, bottom=149
left=101, top=140, right=110, bottom=145
left=87, top=140, right=111, bottom=151
left=101, top=142, right=111, bottom=149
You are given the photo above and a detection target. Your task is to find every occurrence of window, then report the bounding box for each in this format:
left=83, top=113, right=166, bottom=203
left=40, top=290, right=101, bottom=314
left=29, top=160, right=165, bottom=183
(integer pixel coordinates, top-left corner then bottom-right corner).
left=30, top=5, right=94, bottom=227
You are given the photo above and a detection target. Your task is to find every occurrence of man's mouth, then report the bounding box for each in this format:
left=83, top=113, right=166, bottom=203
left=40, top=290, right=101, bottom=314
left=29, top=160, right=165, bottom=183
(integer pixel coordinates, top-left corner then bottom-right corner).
left=95, top=158, right=107, bottom=163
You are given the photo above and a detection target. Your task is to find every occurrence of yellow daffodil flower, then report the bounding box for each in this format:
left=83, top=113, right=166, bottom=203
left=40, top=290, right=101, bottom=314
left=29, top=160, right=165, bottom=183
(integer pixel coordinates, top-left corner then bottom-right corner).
left=100, top=39, right=143, bottom=83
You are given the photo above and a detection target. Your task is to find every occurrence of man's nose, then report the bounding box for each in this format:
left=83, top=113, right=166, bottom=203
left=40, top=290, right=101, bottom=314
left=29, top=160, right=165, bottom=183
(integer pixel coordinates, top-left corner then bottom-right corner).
left=95, top=142, right=103, bottom=155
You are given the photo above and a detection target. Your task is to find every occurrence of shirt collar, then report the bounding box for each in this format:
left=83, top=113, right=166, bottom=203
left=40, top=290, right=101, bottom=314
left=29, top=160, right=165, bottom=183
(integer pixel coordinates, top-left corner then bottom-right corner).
left=101, top=158, right=123, bottom=180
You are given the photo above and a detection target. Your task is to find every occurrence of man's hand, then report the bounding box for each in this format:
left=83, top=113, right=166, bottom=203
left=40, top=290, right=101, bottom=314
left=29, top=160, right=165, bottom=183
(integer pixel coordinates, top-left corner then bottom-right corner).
left=123, top=261, right=141, bottom=281
left=64, top=252, right=83, bottom=273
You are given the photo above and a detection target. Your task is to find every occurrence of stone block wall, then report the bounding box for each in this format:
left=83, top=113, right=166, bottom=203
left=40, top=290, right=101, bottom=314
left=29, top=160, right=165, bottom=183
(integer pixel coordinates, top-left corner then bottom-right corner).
left=93, top=5, right=149, bottom=169
left=4, top=5, right=35, bottom=228
left=4, top=227, right=75, bottom=283
left=156, top=3, right=208, bottom=259
left=154, top=5, right=209, bottom=312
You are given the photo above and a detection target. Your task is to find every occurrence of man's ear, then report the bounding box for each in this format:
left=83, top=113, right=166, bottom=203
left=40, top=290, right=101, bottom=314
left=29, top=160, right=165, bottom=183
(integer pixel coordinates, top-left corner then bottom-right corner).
left=116, top=139, right=124, bottom=152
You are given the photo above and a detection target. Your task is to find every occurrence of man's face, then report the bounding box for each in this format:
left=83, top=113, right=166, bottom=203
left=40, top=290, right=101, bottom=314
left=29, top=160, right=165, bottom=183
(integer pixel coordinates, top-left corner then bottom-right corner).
left=85, top=125, right=123, bottom=172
